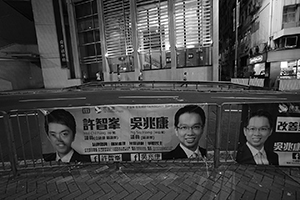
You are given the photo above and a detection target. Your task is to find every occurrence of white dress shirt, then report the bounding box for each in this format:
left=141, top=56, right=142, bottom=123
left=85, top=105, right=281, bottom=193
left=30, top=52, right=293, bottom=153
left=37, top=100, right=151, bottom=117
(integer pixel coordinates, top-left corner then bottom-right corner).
left=56, top=149, right=74, bottom=163
left=180, top=143, right=202, bottom=159
left=246, top=142, right=269, bottom=165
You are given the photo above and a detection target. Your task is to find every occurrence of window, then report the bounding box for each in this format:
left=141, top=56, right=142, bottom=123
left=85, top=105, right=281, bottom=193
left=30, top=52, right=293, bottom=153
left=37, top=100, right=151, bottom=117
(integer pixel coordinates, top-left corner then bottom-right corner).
left=285, top=36, right=298, bottom=48
left=103, top=0, right=133, bottom=73
left=175, top=0, right=212, bottom=67
left=75, top=0, right=102, bottom=64
left=274, top=35, right=299, bottom=49
left=282, top=5, right=300, bottom=28
left=137, top=0, right=169, bottom=70
left=283, top=5, right=296, bottom=23
left=280, top=60, right=299, bottom=79
left=74, top=0, right=102, bottom=80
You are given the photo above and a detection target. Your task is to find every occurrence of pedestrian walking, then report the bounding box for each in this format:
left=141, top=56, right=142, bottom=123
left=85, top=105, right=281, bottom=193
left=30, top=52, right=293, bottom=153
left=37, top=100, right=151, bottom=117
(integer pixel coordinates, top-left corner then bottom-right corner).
left=181, top=71, right=187, bottom=87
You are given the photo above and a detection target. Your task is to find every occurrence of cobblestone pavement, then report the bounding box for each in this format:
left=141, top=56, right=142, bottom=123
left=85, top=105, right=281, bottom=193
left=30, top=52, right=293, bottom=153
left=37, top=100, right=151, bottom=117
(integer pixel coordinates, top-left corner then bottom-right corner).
left=1, top=162, right=300, bottom=200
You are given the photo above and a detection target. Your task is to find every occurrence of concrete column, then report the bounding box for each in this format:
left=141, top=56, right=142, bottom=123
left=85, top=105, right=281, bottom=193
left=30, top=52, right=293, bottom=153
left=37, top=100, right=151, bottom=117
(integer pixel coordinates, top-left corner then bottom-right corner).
left=98, top=0, right=110, bottom=81
left=168, top=0, right=177, bottom=80
left=130, top=0, right=140, bottom=80
left=31, top=0, right=81, bottom=88
left=212, top=0, right=219, bottom=81
left=66, top=0, right=81, bottom=79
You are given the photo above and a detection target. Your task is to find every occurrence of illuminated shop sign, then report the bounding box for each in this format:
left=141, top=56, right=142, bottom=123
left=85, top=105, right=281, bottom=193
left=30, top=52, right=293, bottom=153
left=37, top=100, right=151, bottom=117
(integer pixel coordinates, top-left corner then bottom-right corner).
left=249, top=55, right=263, bottom=64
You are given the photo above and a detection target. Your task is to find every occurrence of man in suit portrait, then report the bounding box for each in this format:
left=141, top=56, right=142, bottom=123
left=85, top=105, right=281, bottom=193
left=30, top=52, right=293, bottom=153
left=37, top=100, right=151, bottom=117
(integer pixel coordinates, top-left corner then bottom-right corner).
left=43, top=109, right=91, bottom=163
left=163, top=104, right=207, bottom=160
left=236, top=109, right=278, bottom=165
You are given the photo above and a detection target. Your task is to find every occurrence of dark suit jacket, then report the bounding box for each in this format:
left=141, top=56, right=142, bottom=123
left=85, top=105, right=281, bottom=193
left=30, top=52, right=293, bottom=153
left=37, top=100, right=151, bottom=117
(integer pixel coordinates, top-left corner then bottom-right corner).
left=236, top=144, right=278, bottom=165
left=162, top=144, right=207, bottom=160
left=43, top=150, right=91, bottom=163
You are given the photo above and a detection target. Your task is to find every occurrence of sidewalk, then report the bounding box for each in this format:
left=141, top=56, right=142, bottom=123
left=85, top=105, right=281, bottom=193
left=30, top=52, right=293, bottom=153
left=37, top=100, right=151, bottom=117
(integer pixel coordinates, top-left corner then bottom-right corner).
left=1, top=162, right=299, bottom=200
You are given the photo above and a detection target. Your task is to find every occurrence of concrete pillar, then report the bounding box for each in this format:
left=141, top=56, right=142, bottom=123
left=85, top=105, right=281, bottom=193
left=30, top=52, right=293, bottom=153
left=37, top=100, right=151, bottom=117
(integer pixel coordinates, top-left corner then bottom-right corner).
left=31, top=0, right=81, bottom=88
left=212, top=0, right=219, bottom=81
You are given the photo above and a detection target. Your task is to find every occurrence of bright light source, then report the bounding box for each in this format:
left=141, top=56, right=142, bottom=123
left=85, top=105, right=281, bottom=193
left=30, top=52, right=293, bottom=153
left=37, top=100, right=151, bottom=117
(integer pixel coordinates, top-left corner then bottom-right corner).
left=186, top=45, right=195, bottom=48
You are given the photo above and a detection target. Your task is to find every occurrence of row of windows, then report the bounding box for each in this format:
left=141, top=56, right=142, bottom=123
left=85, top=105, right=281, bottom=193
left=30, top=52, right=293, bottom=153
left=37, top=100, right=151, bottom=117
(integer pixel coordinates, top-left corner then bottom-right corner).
left=73, top=0, right=212, bottom=75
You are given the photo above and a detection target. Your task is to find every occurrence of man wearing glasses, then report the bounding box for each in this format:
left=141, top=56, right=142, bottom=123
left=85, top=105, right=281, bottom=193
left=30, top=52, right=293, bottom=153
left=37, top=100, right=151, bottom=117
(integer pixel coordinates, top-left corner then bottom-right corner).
left=236, top=110, right=278, bottom=165
left=163, top=104, right=207, bottom=160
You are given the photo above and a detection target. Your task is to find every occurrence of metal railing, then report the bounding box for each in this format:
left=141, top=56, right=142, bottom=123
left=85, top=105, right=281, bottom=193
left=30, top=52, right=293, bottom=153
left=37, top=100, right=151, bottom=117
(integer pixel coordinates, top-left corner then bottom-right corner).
left=65, top=80, right=261, bottom=91
left=2, top=100, right=299, bottom=176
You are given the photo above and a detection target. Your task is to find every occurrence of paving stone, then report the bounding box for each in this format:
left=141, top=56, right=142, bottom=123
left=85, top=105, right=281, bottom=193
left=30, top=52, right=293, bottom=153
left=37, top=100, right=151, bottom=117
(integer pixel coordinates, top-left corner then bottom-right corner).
left=256, top=190, right=269, bottom=200
left=49, top=189, right=70, bottom=200
left=189, top=191, right=204, bottom=200
left=201, top=191, right=217, bottom=200
left=174, top=190, right=191, bottom=200
left=268, top=191, right=283, bottom=200
left=63, top=190, right=82, bottom=200
left=100, top=182, right=113, bottom=193
left=86, top=190, right=106, bottom=200
left=123, top=190, right=141, bottom=200
left=97, top=189, right=117, bottom=200
left=148, top=191, right=166, bottom=200
left=161, top=190, right=179, bottom=200
left=143, top=182, right=159, bottom=193
left=135, top=190, right=153, bottom=200
left=1, top=163, right=300, bottom=200
left=179, top=182, right=196, bottom=193
left=67, top=181, right=79, bottom=193
left=109, top=181, right=124, bottom=193
left=228, top=190, right=243, bottom=200
left=76, top=181, right=90, bottom=193
left=74, top=190, right=94, bottom=200
left=132, top=184, right=148, bottom=194
left=241, top=190, right=256, bottom=200
left=56, top=182, right=68, bottom=193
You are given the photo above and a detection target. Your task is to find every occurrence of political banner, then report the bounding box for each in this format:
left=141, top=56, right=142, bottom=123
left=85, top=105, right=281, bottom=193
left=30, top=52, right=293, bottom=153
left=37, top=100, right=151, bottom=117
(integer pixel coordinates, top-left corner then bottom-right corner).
left=39, top=103, right=208, bottom=162
left=237, top=102, right=300, bottom=166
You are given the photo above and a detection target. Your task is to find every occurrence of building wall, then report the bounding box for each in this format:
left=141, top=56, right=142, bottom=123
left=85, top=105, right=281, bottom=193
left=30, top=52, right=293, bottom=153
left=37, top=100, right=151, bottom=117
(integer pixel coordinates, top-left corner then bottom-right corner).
left=251, top=0, right=271, bottom=46
left=31, top=0, right=81, bottom=88
left=272, top=0, right=284, bottom=34
left=0, top=60, right=43, bottom=91
left=29, top=0, right=216, bottom=87
left=0, top=44, right=43, bottom=91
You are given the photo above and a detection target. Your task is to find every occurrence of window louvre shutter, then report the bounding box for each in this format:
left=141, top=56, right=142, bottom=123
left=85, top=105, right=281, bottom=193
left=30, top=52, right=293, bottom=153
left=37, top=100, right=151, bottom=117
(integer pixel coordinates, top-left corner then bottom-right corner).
left=103, top=0, right=133, bottom=58
left=137, top=0, right=169, bottom=53
left=175, top=0, right=211, bottom=49
left=75, top=0, right=102, bottom=64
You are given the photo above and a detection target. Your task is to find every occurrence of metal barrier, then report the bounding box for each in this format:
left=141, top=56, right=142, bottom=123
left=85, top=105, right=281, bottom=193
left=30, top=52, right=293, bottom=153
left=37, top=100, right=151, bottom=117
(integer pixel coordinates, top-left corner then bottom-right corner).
left=217, top=100, right=300, bottom=167
left=0, top=105, right=220, bottom=175
left=2, top=101, right=299, bottom=175
left=65, top=80, right=254, bottom=91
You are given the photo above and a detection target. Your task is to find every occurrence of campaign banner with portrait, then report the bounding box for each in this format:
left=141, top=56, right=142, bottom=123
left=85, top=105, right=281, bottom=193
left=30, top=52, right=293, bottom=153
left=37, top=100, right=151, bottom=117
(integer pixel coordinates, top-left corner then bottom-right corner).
left=39, top=103, right=208, bottom=162
left=237, top=102, right=300, bottom=166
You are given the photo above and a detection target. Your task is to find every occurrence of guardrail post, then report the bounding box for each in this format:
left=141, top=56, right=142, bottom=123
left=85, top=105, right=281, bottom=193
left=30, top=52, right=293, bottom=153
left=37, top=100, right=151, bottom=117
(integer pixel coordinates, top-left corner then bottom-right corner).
left=214, top=104, right=222, bottom=168
left=3, top=112, right=18, bottom=176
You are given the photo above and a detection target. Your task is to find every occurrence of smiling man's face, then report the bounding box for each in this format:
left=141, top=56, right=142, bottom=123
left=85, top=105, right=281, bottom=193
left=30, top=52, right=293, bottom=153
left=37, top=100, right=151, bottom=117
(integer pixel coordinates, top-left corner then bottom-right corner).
left=244, top=116, right=272, bottom=150
left=175, top=112, right=204, bottom=151
left=48, top=123, right=74, bottom=157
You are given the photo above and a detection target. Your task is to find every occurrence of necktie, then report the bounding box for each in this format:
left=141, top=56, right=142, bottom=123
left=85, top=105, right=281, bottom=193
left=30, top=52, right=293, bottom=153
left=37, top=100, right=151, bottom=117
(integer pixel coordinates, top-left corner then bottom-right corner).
left=190, top=152, right=199, bottom=159
left=256, top=152, right=263, bottom=165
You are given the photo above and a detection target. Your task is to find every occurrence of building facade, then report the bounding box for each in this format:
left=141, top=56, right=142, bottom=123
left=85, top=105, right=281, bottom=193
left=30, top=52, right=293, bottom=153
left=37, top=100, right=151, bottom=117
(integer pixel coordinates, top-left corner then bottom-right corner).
left=227, top=0, right=300, bottom=90
left=29, top=0, right=217, bottom=88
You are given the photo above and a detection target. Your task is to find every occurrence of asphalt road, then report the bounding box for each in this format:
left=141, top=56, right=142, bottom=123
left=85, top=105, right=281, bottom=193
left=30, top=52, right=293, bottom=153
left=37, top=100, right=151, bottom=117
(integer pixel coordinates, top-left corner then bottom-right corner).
left=0, top=87, right=299, bottom=112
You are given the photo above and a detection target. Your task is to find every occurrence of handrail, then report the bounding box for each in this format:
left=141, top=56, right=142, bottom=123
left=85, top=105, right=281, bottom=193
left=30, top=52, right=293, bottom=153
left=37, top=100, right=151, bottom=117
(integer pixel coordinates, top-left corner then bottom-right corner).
left=65, top=80, right=261, bottom=91
left=1, top=111, right=18, bottom=176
